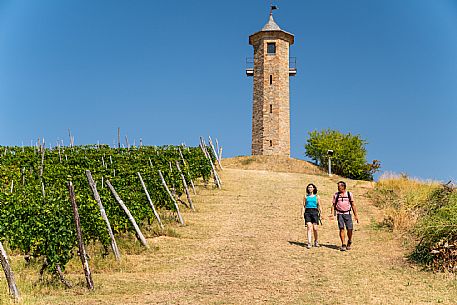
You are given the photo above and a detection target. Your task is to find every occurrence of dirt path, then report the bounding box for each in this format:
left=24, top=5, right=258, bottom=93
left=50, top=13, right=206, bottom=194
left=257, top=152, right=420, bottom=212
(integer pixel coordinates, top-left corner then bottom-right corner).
left=16, top=165, right=457, bottom=304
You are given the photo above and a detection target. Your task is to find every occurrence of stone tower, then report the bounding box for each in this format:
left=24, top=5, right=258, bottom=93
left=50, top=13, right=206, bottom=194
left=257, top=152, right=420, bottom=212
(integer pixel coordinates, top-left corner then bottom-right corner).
left=246, top=11, right=295, bottom=157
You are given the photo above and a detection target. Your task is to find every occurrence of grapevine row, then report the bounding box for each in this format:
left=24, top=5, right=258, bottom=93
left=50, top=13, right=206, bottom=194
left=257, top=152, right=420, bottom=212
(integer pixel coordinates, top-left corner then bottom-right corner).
left=0, top=143, right=218, bottom=287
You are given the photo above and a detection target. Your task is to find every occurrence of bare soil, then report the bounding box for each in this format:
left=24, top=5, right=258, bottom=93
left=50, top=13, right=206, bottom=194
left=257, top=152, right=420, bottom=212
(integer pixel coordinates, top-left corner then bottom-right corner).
left=2, top=157, right=456, bottom=304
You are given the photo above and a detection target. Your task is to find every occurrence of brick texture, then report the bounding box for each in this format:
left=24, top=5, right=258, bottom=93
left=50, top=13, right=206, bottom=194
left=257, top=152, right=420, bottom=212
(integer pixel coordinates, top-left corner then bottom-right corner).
left=249, top=31, right=293, bottom=157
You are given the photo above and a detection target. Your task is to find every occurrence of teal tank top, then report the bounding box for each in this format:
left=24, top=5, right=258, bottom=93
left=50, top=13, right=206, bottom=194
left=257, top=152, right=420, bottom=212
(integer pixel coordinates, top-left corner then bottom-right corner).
left=305, top=195, right=318, bottom=209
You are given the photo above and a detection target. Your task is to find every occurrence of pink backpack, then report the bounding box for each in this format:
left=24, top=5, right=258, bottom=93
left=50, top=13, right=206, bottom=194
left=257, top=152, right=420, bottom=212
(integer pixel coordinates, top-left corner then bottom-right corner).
left=333, top=191, right=353, bottom=213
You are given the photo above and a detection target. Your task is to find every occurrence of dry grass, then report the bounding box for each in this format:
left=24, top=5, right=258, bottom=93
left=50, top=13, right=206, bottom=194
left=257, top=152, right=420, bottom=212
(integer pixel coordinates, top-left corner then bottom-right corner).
left=376, top=172, right=439, bottom=206
left=1, top=158, right=456, bottom=304
left=222, top=155, right=324, bottom=175
left=370, top=173, right=441, bottom=233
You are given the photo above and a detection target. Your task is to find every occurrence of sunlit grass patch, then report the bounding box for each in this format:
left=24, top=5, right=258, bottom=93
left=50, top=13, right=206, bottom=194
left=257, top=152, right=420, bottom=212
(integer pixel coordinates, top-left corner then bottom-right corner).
left=370, top=172, right=457, bottom=272
left=369, top=172, right=440, bottom=231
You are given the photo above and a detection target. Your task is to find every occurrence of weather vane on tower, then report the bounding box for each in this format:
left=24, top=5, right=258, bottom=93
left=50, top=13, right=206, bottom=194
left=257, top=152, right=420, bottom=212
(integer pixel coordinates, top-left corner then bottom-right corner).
left=269, top=2, right=278, bottom=15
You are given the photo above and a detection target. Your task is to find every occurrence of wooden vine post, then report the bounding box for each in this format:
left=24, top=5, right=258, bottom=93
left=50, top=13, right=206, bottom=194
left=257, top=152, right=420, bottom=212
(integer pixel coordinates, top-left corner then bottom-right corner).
left=208, top=136, right=223, bottom=170
left=106, top=180, right=149, bottom=248
left=202, top=142, right=221, bottom=188
left=158, top=170, right=185, bottom=225
left=175, top=161, right=194, bottom=211
left=199, top=138, right=221, bottom=189
left=137, top=172, right=164, bottom=230
left=40, top=148, right=45, bottom=176
left=0, top=241, right=20, bottom=301
left=189, top=172, right=196, bottom=195
left=68, top=129, right=72, bottom=147
left=58, top=142, right=62, bottom=162
left=178, top=148, right=196, bottom=195
left=85, top=170, right=121, bottom=261
left=125, top=135, right=130, bottom=149
left=56, top=264, right=73, bottom=288
left=67, top=181, right=94, bottom=290
left=117, top=127, right=121, bottom=150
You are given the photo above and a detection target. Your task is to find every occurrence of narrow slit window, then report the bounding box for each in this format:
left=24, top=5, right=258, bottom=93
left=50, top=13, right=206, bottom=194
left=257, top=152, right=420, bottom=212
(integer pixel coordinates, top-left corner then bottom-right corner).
left=270, top=104, right=273, bottom=113
left=269, top=75, right=273, bottom=85
left=269, top=140, right=273, bottom=147
left=267, top=42, right=276, bottom=54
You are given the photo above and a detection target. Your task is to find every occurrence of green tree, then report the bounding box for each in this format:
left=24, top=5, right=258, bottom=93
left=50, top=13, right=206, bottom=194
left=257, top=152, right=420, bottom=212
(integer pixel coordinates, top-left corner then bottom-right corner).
left=304, top=129, right=380, bottom=181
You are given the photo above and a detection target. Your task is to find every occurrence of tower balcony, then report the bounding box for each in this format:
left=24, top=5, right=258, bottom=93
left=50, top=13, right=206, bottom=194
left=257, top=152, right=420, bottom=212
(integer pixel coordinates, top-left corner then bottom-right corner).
left=289, top=57, right=297, bottom=76
left=245, top=57, right=297, bottom=76
left=246, top=58, right=254, bottom=76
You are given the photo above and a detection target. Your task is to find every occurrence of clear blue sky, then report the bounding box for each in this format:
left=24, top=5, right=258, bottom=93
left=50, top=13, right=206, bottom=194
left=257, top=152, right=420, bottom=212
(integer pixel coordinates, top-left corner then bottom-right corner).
left=0, top=0, right=456, bottom=182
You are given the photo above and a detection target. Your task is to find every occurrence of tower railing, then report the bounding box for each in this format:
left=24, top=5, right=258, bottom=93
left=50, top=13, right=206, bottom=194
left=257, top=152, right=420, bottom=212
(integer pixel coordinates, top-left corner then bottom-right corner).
left=246, top=58, right=254, bottom=76
left=245, top=57, right=297, bottom=76
left=289, top=57, right=296, bottom=69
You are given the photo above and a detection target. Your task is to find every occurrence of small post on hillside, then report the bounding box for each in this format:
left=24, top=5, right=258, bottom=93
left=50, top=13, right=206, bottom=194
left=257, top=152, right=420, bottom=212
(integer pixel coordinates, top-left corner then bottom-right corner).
left=327, top=150, right=333, bottom=176
left=158, top=170, right=185, bottom=225
left=106, top=180, right=149, bottom=248
left=86, top=170, right=121, bottom=261
left=68, top=181, right=95, bottom=290
left=138, top=172, right=164, bottom=230
left=117, top=127, right=121, bottom=150
left=0, top=241, right=20, bottom=301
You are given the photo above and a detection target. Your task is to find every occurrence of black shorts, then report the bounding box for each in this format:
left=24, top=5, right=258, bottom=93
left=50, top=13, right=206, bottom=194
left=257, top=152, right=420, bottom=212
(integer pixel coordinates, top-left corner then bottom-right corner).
left=337, top=213, right=353, bottom=230
left=304, top=208, right=319, bottom=224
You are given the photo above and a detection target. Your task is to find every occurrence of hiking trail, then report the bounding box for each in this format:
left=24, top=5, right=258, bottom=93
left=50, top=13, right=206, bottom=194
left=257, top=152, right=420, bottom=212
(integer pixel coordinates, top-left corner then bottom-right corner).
left=27, top=158, right=456, bottom=305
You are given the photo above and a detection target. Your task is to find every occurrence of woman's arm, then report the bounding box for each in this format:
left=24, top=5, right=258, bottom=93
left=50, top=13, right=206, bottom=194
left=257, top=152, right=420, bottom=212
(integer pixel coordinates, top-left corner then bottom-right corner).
left=329, top=194, right=335, bottom=218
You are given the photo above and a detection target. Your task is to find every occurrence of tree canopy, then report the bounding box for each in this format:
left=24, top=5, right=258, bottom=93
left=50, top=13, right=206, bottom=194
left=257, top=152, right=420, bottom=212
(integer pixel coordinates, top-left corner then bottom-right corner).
left=305, top=129, right=380, bottom=181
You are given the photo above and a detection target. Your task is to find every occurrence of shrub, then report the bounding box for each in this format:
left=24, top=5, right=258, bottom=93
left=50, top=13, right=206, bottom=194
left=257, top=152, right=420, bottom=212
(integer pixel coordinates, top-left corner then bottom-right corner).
left=370, top=175, right=457, bottom=272
left=409, top=185, right=457, bottom=272
left=304, top=129, right=380, bottom=180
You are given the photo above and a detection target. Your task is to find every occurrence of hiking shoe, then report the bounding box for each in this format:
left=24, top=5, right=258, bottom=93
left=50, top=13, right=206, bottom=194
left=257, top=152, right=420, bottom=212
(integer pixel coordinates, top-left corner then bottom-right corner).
left=314, top=241, right=319, bottom=247
left=347, top=241, right=352, bottom=250
left=340, top=244, right=347, bottom=251
left=307, top=243, right=312, bottom=249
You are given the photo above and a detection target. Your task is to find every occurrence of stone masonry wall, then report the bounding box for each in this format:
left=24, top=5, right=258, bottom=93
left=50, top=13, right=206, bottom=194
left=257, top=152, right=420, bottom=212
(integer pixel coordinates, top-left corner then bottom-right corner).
left=251, top=33, right=290, bottom=157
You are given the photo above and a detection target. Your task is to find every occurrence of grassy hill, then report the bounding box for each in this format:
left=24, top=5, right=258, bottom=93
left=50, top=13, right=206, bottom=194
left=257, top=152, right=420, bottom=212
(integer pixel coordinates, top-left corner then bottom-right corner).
left=1, top=157, right=456, bottom=304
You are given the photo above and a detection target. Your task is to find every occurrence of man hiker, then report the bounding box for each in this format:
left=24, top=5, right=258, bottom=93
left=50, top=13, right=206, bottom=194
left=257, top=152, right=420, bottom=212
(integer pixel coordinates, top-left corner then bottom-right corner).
left=329, top=181, right=359, bottom=251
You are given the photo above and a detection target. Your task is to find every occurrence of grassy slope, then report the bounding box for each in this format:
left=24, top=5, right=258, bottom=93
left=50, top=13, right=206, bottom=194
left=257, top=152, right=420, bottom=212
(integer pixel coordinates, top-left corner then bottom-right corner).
left=1, top=157, right=456, bottom=304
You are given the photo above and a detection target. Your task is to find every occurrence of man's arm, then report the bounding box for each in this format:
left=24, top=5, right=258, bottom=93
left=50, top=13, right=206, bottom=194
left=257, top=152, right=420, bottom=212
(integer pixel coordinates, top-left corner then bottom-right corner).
left=351, top=198, right=359, bottom=223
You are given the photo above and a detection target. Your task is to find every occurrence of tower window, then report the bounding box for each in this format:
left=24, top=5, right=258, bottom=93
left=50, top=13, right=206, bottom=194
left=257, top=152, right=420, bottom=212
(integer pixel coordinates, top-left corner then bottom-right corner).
left=269, top=75, right=273, bottom=85
left=267, top=42, right=276, bottom=54
left=270, top=104, right=272, bottom=113
left=269, top=140, right=273, bottom=147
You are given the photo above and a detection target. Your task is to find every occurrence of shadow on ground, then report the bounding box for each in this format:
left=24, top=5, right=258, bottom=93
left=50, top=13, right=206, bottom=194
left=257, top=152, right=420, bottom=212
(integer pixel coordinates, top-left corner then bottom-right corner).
left=288, top=241, right=306, bottom=247
left=320, top=243, right=340, bottom=250
left=288, top=241, right=341, bottom=251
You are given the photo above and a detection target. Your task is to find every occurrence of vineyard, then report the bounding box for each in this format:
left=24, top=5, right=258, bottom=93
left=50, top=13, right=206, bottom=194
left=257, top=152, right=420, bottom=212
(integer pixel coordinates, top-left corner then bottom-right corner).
left=0, top=140, right=221, bottom=299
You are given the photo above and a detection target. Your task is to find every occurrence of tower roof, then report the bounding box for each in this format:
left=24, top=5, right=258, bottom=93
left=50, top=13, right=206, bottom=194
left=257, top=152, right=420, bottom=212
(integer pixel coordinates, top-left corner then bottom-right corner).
left=261, top=14, right=282, bottom=31
left=249, top=13, right=294, bottom=45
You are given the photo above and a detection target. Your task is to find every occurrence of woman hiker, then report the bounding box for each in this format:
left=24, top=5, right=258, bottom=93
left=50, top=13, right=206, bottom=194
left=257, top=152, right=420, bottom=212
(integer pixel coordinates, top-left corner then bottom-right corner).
left=302, top=183, right=322, bottom=249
